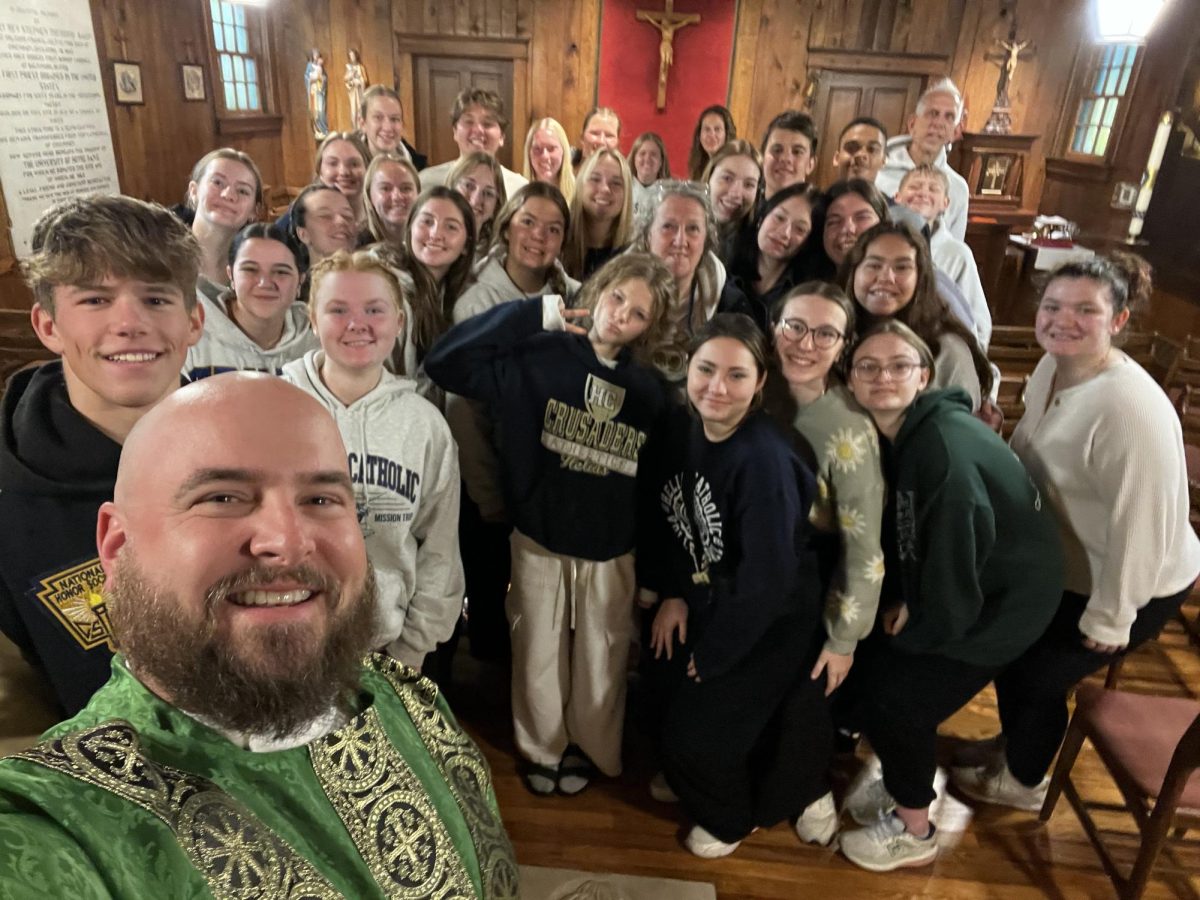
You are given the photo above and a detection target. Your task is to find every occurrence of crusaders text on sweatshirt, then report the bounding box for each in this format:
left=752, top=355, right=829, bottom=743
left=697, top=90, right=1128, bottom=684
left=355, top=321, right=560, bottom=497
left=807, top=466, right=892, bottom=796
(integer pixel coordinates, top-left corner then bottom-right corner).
left=424, top=296, right=667, bottom=561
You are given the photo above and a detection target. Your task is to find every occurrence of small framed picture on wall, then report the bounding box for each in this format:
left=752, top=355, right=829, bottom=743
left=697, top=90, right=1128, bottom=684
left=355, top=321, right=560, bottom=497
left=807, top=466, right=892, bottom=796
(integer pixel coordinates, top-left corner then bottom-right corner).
left=181, top=64, right=206, bottom=102
left=112, top=61, right=144, bottom=105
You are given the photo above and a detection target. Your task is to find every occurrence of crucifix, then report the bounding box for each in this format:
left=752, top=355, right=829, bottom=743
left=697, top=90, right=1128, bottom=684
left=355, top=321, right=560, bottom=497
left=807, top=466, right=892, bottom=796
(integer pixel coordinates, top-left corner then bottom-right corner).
left=636, top=0, right=700, bottom=109
left=983, top=14, right=1035, bottom=134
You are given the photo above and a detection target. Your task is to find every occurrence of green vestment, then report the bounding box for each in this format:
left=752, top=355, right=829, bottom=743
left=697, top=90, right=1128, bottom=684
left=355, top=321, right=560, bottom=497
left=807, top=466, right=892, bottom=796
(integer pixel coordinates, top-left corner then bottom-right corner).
left=0, top=653, right=518, bottom=899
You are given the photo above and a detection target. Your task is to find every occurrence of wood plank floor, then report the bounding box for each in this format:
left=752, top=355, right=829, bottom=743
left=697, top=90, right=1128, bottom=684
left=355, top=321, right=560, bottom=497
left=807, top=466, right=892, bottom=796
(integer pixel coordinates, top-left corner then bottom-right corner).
left=451, top=604, right=1200, bottom=900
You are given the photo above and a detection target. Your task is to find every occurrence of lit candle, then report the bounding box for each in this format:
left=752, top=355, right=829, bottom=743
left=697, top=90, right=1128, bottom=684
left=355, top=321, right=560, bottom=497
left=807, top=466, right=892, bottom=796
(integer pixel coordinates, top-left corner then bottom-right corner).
left=1127, top=111, right=1173, bottom=242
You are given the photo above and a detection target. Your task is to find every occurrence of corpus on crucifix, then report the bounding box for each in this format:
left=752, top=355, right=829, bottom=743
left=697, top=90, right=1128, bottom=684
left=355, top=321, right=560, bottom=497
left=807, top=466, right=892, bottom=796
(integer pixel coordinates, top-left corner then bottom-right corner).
left=983, top=15, right=1035, bottom=134
left=636, top=0, right=700, bottom=109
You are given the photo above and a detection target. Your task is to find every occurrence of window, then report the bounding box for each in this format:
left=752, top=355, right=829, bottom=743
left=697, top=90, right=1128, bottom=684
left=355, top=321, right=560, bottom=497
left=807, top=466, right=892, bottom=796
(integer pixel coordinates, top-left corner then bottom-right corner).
left=202, top=0, right=279, bottom=132
left=1065, top=43, right=1141, bottom=158
left=210, top=0, right=261, bottom=112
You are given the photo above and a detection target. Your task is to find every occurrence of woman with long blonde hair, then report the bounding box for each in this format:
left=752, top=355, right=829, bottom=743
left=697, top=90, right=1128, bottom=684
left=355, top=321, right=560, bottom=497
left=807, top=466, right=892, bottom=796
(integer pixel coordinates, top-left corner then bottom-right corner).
left=563, top=148, right=634, bottom=279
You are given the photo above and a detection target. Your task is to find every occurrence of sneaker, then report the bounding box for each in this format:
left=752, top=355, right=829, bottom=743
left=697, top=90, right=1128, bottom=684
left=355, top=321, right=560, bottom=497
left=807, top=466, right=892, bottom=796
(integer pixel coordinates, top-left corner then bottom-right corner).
left=649, top=771, right=679, bottom=803
left=685, top=824, right=742, bottom=858
left=794, top=791, right=838, bottom=846
left=950, top=761, right=1048, bottom=812
left=841, top=812, right=938, bottom=872
left=843, top=756, right=896, bottom=825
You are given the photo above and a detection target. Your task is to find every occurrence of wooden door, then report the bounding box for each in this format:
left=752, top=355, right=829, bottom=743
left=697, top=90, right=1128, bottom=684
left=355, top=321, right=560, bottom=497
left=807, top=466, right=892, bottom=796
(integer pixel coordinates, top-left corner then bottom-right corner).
left=414, top=55, right=516, bottom=170
left=810, top=71, right=923, bottom=188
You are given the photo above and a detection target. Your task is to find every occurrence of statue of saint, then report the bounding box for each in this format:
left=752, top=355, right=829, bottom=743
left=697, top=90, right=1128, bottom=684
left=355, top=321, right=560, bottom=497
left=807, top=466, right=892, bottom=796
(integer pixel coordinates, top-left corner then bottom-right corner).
left=305, top=48, right=329, bottom=140
left=344, top=49, right=368, bottom=127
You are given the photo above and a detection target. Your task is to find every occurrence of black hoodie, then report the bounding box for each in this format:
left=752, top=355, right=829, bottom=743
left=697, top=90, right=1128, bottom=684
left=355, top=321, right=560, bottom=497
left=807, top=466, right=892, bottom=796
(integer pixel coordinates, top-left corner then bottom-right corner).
left=0, top=362, right=120, bottom=716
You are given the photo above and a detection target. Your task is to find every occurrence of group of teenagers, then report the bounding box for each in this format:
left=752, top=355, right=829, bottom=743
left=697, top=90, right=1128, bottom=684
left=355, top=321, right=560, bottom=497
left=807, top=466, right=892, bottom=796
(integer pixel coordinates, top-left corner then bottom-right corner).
left=4, top=72, right=1199, bottom=879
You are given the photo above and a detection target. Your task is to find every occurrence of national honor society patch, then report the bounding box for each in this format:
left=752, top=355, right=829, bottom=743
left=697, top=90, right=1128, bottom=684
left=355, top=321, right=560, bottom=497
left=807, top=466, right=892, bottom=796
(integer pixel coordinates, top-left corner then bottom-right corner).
left=35, top=558, right=114, bottom=650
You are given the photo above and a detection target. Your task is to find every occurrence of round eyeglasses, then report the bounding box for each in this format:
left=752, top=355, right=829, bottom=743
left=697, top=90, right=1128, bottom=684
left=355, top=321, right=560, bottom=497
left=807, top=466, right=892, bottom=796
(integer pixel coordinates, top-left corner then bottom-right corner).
left=850, top=360, right=926, bottom=382
left=777, top=318, right=844, bottom=349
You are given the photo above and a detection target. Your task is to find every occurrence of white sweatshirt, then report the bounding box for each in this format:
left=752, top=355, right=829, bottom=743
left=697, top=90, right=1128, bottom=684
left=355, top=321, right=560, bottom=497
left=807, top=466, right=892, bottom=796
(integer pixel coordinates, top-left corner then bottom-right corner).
left=930, top=225, right=991, bottom=349
left=185, top=290, right=319, bottom=380
left=875, top=136, right=970, bottom=242
left=281, top=351, right=465, bottom=665
left=1011, top=354, right=1200, bottom=645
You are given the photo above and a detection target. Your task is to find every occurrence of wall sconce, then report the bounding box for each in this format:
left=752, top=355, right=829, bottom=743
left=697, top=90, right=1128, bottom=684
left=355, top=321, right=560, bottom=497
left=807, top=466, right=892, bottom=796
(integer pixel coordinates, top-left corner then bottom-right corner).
left=1094, top=0, right=1166, bottom=43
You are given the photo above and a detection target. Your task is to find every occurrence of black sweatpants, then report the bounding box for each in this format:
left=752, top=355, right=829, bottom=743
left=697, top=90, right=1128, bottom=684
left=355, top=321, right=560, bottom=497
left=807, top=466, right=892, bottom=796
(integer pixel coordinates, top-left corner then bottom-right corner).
left=652, top=613, right=832, bottom=844
left=995, top=584, right=1193, bottom=786
left=458, top=489, right=513, bottom=661
left=838, top=632, right=999, bottom=810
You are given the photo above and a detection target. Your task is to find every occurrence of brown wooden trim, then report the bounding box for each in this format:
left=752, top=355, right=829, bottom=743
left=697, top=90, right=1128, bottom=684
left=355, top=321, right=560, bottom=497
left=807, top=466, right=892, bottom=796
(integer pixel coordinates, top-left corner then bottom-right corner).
left=216, top=114, right=285, bottom=137
left=1045, top=156, right=1113, bottom=183
left=805, top=50, right=950, bottom=76
left=395, top=35, right=529, bottom=60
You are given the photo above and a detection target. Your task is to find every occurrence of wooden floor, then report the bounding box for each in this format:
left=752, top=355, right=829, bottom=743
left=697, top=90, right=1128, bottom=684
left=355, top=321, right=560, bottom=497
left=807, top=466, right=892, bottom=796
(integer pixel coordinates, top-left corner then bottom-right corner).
left=450, top=606, right=1200, bottom=900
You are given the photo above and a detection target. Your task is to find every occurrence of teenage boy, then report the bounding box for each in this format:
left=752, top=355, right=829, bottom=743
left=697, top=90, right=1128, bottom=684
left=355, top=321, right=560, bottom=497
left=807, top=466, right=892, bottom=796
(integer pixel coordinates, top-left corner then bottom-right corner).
left=0, top=195, right=203, bottom=716
left=419, top=87, right=528, bottom=196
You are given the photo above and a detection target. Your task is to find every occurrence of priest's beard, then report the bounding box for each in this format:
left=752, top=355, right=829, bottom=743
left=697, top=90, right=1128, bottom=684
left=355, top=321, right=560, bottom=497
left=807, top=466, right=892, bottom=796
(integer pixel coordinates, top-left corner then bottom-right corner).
left=107, top=553, right=379, bottom=740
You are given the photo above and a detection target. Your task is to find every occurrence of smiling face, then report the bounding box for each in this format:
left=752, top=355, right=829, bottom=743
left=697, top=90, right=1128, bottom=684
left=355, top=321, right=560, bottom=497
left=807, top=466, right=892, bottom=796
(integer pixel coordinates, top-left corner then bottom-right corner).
left=823, top=192, right=882, bottom=265
left=32, top=275, right=204, bottom=430
left=190, top=158, right=258, bottom=231
left=774, top=294, right=847, bottom=390
left=409, top=198, right=469, bottom=280
left=699, top=113, right=727, bottom=154
left=834, top=123, right=886, bottom=182
left=228, top=238, right=301, bottom=329
left=359, top=95, right=404, bottom=155
left=763, top=128, right=815, bottom=197
left=1035, top=276, right=1129, bottom=364
left=529, top=128, right=564, bottom=183
left=505, top=196, right=566, bottom=276
left=895, top=172, right=949, bottom=225
left=453, top=103, right=505, bottom=156
left=455, top=163, right=500, bottom=230
left=590, top=277, right=655, bottom=350
left=633, top=141, right=663, bottom=186
left=318, top=139, right=366, bottom=199
left=313, top=270, right=402, bottom=373
left=757, top=194, right=813, bottom=264
left=297, top=191, right=357, bottom=262
left=648, top=194, right=707, bottom=285
left=853, top=234, right=918, bottom=318
left=368, top=161, right=419, bottom=233
left=848, top=331, right=930, bottom=417
left=687, top=336, right=765, bottom=438
left=582, top=113, right=620, bottom=157
left=97, top=377, right=376, bottom=735
left=582, top=156, right=625, bottom=222
left=909, top=91, right=959, bottom=160
left=707, top=155, right=760, bottom=224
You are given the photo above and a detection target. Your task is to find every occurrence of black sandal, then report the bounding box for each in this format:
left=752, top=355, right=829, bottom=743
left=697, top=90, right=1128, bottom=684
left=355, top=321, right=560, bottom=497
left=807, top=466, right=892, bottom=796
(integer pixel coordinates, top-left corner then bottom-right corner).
left=521, top=761, right=559, bottom=796
left=557, top=745, right=595, bottom=796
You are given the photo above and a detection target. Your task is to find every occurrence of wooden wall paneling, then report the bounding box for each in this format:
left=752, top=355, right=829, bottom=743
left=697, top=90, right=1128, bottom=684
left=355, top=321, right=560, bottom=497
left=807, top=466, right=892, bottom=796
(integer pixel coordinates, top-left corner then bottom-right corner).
left=525, top=0, right=601, bottom=146
left=734, top=0, right=815, bottom=147
left=726, top=0, right=761, bottom=135
left=274, top=0, right=330, bottom=192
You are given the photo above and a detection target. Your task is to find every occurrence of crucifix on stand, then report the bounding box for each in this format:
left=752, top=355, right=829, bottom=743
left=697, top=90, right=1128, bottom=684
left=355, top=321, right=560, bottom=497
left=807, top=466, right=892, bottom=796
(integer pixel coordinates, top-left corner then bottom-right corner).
left=983, top=15, right=1035, bottom=134
left=636, top=0, right=700, bottom=109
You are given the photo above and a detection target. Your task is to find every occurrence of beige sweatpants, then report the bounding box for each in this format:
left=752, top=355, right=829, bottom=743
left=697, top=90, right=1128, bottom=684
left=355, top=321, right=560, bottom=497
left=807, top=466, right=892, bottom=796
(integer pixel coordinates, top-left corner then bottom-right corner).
left=507, top=529, right=636, bottom=777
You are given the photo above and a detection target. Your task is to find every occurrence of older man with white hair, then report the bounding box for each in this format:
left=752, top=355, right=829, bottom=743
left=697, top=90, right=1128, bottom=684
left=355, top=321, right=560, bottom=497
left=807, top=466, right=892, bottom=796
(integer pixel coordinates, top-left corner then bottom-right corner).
left=874, top=78, right=971, bottom=241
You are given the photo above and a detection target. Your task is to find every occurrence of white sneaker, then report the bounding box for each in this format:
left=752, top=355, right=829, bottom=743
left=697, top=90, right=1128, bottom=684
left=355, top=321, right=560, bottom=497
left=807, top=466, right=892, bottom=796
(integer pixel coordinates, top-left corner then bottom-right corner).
left=794, top=791, right=838, bottom=846
left=841, top=812, right=938, bottom=872
left=950, top=762, right=1048, bottom=812
left=685, top=824, right=741, bottom=858
left=649, top=771, right=679, bottom=803
left=843, top=756, right=896, bottom=825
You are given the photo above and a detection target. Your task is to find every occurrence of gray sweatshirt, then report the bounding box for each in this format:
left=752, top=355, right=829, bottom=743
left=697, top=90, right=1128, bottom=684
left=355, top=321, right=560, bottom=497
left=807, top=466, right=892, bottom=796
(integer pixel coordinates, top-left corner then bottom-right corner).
left=281, top=351, right=464, bottom=666
left=185, top=290, right=319, bottom=380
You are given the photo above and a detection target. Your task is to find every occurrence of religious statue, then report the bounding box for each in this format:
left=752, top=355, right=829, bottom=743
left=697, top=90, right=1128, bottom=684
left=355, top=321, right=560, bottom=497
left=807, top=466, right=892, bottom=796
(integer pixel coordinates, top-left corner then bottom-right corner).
left=983, top=16, right=1034, bottom=135
left=305, top=48, right=329, bottom=140
left=636, top=0, right=700, bottom=110
left=344, top=49, right=367, bottom=126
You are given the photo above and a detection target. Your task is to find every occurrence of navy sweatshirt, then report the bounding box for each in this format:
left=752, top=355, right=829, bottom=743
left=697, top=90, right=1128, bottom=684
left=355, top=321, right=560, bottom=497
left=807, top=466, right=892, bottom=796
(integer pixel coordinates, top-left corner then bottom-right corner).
left=424, top=297, right=667, bottom=561
left=636, top=407, right=821, bottom=680
left=0, top=363, right=119, bottom=715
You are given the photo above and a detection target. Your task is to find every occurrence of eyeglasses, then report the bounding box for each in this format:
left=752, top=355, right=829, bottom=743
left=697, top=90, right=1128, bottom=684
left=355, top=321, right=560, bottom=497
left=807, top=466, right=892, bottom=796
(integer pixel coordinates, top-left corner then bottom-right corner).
left=777, top=318, right=844, bottom=349
left=456, top=178, right=499, bottom=204
left=851, top=360, right=926, bottom=382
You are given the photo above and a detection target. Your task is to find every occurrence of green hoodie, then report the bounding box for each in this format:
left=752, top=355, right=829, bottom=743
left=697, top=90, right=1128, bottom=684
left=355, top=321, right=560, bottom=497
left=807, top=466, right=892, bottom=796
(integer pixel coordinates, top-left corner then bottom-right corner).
left=883, top=388, right=1062, bottom=666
